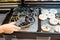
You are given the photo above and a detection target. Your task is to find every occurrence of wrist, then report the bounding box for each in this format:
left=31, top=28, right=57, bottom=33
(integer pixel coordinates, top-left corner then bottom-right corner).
left=0, top=26, right=4, bottom=33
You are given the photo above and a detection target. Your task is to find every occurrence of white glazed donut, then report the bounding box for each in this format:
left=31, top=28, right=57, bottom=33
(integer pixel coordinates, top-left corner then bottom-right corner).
left=41, top=9, right=49, bottom=14
left=49, top=9, right=57, bottom=14
left=41, top=24, right=50, bottom=32
left=49, top=18, right=58, bottom=25
left=39, top=14, right=47, bottom=21
left=47, top=13, right=55, bottom=19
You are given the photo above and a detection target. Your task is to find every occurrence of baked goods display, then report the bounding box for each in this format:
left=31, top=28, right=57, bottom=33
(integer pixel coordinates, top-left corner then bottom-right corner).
left=39, top=8, right=60, bottom=33
left=39, top=9, right=56, bottom=20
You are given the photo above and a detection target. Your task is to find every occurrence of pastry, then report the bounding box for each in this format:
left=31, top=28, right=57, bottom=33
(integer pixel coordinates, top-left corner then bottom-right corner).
left=47, top=13, right=55, bottom=19
left=49, top=9, right=57, bottom=14
left=49, top=18, right=58, bottom=25
left=41, top=24, right=50, bottom=32
left=39, top=14, right=47, bottom=21
left=41, top=9, right=49, bottom=14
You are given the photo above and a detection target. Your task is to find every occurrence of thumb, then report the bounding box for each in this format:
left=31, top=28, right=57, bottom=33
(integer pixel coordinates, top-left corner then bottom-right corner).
left=13, top=26, right=21, bottom=30
left=9, top=22, right=16, bottom=25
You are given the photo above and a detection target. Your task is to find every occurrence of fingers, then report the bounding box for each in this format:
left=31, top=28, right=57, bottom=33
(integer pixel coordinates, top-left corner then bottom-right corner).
left=0, top=22, right=21, bottom=34
left=13, top=26, right=21, bottom=30
left=0, top=27, right=4, bottom=34
left=13, top=29, right=20, bottom=31
left=9, top=22, right=16, bottom=24
left=4, top=28, right=20, bottom=34
left=4, top=30, right=14, bottom=34
left=0, top=29, right=4, bottom=34
left=3, top=26, right=21, bottom=34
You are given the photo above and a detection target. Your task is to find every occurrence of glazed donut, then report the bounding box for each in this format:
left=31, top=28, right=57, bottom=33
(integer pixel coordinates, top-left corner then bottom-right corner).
left=49, top=9, right=57, bottom=14
left=41, top=24, right=50, bottom=32
left=47, top=13, right=55, bottom=19
left=49, top=18, right=58, bottom=25
left=39, top=14, right=47, bottom=21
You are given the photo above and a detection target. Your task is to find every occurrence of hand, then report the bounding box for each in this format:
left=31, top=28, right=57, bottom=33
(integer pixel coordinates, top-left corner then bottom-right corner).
left=0, top=22, right=21, bottom=34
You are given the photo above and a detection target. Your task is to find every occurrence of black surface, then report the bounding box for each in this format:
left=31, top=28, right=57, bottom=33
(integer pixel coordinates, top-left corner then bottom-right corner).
left=2, top=8, right=13, bottom=24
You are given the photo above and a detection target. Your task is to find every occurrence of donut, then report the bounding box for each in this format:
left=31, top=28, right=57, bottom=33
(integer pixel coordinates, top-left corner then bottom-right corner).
left=49, top=18, right=58, bottom=25
left=41, top=24, right=50, bottom=32
left=47, top=13, right=55, bottom=19
left=39, top=14, right=47, bottom=21
left=49, top=9, right=57, bottom=14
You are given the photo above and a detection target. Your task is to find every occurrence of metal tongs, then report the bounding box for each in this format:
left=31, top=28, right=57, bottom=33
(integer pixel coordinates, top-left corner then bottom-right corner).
left=15, top=14, right=35, bottom=28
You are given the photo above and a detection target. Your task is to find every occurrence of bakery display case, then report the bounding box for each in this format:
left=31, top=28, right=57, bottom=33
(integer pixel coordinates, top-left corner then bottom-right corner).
left=1, top=0, right=60, bottom=40
left=2, top=0, right=60, bottom=34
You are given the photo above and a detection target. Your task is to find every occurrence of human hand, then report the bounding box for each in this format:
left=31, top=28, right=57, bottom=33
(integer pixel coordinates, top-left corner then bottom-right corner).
left=0, top=22, right=21, bottom=34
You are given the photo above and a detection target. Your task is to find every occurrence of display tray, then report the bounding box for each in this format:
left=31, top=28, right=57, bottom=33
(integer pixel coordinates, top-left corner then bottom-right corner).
left=39, top=8, right=60, bottom=33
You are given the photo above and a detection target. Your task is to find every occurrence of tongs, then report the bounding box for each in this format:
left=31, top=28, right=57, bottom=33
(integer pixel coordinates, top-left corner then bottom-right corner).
left=15, top=15, right=35, bottom=28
